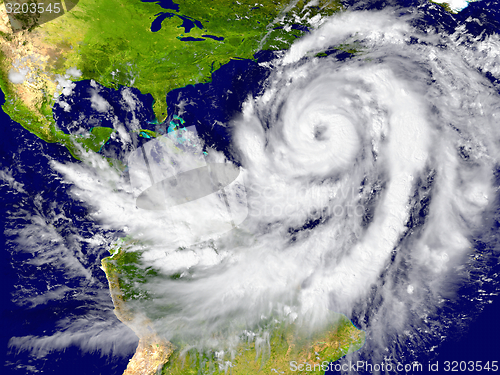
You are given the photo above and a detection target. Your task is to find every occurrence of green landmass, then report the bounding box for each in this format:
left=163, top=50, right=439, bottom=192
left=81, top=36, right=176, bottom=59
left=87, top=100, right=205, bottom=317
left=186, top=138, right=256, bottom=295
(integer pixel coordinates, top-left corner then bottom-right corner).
left=101, top=241, right=365, bottom=375
left=0, top=58, right=116, bottom=157
left=162, top=314, right=365, bottom=375
left=101, top=239, right=160, bottom=302
left=0, top=0, right=343, bottom=161
left=1, top=1, right=367, bottom=372
left=429, top=0, right=456, bottom=13
left=160, top=314, right=365, bottom=374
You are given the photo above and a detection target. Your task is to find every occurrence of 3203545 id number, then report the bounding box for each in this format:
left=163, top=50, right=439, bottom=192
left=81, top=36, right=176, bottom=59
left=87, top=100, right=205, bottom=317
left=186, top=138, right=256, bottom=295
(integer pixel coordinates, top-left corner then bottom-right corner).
left=444, top=361, right=498, bottom=372
left=5, top=2, right=62, bottom=14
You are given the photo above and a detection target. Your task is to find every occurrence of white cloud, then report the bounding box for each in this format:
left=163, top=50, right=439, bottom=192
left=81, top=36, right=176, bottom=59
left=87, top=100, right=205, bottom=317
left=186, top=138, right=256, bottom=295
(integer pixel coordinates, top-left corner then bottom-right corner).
left=54, top=75, right=76, bottom=97
left=8, top=67, right=30, bottom=84
left=57, top=100, right=71, bottom=112
left=14, top=8, right=500, bottom=366
left=8, top=314, right=138, bottom=358
left=66, top=67, right=82, bottom=78
left=89, top=89, right=110, bottom=112
left=447, top=0, right=471, bottom=12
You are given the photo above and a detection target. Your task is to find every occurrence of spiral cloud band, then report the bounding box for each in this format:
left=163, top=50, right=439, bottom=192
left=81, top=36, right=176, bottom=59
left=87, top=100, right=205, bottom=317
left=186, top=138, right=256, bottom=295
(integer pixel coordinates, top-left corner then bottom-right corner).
left=231, top=9, right=500, bottom=363
left=15, top=7, right=499, bottom=373
left=240, top=12, right=437, bottom=321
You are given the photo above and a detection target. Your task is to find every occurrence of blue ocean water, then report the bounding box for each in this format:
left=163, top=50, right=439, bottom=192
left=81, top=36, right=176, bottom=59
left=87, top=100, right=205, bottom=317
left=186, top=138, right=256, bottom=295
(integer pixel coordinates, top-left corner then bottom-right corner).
left=53, top=80, right=157, bottom=161
left=165, top=50, right=275, bottom=165
left=0, top=89, right=137, bottom=374
left=1, top=0, right=500, bottom=374
left=53, top=82, right=156, bottom=135
left=324, top=1, right=500, bottom=373
left=0, top=49, right=275, bottom=374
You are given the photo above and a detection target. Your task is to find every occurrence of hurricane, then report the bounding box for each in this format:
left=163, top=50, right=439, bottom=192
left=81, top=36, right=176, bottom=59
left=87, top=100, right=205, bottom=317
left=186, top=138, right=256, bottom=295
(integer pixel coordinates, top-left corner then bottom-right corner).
left=4, top=3, right=500, bottom=374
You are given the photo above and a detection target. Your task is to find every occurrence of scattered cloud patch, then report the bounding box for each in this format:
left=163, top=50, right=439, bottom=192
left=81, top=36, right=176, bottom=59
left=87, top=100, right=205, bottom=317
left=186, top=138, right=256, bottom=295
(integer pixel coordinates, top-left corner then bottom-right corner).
left=54, top=75, right=76, bottom=97
left=89, top=90, right=110, bottom=112
left=8, top=67, right=30, bottom=84
left=66, top=67, right=82, bottom=78
left=57, top=100, right=72, bottom=112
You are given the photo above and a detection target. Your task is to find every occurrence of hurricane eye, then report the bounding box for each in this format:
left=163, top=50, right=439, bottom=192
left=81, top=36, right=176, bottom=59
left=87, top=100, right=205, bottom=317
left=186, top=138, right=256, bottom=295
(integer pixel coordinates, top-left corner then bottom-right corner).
left=313, top=124, right=328, bottom=140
